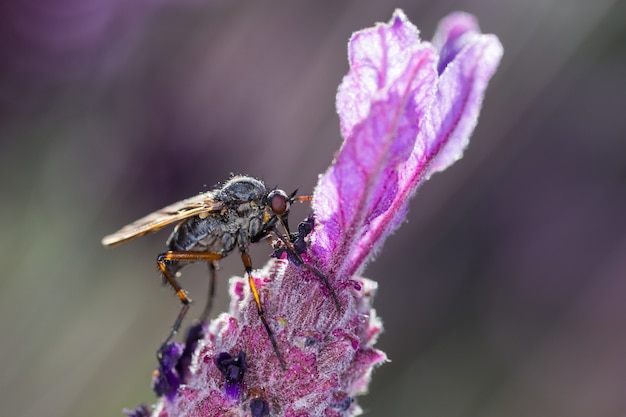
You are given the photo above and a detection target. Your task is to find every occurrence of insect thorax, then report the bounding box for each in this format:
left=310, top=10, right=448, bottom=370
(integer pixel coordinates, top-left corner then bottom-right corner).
left=164, top=176, right=269, bottom=270
left=219, top=176, right=267, bottom=205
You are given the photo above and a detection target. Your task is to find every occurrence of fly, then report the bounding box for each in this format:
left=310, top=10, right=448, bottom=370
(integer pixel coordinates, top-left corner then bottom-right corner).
left=102, top=175, right=339, bottom=369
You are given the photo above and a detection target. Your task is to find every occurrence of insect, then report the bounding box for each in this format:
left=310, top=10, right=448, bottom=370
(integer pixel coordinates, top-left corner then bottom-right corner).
left=102, top=175, right=339, bottom=369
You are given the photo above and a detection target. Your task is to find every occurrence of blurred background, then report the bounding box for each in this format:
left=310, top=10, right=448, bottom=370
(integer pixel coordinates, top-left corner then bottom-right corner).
left=1, top=0, right=625, bottom=416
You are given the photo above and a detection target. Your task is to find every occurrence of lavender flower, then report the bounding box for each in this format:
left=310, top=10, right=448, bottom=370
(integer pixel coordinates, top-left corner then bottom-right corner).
left=152, top=321, right=208, bottom=399
left=123, top=404, right=152, bottom=417
left=138, top=9, right=502, bottom=417
left=215, top=351, right=248, bottom=400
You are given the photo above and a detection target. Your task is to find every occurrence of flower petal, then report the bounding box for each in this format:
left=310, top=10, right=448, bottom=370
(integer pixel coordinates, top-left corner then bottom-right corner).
left=432, top=12, right=481, bottom=74
left=313, top=10, right=438, bottom=279
left=313, top=10, right=502, bottom=279
left=427, top=30, right=503, bottom=174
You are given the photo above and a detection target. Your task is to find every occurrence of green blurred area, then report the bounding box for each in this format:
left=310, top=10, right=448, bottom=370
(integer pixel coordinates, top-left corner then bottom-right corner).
left=1, top=1, right=626, bottom=416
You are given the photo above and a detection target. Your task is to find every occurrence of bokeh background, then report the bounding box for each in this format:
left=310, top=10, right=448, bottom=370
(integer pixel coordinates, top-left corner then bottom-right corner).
left=1, top=0, right=625, bottom=416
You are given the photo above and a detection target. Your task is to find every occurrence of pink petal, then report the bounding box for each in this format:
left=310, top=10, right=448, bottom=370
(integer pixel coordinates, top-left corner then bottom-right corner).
left=313, top=10, right=438, bottom=280
left=313, top=10, right=503, bottom=278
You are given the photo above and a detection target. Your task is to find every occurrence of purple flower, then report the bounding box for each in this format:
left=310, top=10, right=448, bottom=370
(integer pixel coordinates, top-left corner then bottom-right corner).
left=136, top=9, right=502, bottom=417
left=152, top=321, right=207, bottom=399
left=270, top=215, right=316, bottom=265
left=313, top=10, right=503, bottom=280
left=215, top=351, right=248, bottom=400
left=152, top=342, right=184, bottom=399
left=123, top=404, right=152, bottom=417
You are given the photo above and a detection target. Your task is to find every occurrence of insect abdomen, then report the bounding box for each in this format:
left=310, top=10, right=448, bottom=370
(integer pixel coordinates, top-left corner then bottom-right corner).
left=167, top=216, right=235, bottom=254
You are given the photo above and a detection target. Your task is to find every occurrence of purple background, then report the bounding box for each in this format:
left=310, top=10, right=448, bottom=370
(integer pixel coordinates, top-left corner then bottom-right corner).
left=1, top=1, right=625, bottom=416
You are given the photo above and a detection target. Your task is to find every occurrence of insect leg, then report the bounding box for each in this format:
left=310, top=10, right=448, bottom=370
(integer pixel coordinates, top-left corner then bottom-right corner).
left=200, top=261, right=218, bottom=322
left=156, top=251, right=224, bottom=358
left=240, top=251, right=287, bottom=370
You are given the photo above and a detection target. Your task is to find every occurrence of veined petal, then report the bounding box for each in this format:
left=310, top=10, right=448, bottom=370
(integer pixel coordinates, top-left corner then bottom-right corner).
left=337, top=10, right=429, bottom=140
left=313, top=10, right=438, bottom=279
left=426, top=31, right=503, bottom=174
left=313, top=10, right=502, bottom=279
left=432, top=12, right=481, bottom=74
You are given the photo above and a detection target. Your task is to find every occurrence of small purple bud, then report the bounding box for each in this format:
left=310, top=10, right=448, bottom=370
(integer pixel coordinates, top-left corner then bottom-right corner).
left=151, top=368, right=180, bottom=400
left=123, top=404, right=151, bottom=417
left=250, top=397, right=270, bottom=417
left=215, top=351, right=247, bottom=400
left=151, top=322, right=207, bottom=399
left=271, top=215, right=315, bottom=265
left=160, top=342, right=184, bottom=370
left=152, top=342, right=184, bottom=398
left=292, top=215, right=315, bottom=256
left=330, top=392, right=353, bottom=411
left=176, top=320, right=207, bottom=381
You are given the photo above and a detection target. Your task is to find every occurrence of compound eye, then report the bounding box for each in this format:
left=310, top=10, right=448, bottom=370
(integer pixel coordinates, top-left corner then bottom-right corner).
left=268, top=190, right=290, bottom=215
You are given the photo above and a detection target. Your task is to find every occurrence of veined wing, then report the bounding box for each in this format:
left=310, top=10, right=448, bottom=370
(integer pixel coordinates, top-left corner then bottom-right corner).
left=101, top=191, right=225, bottom=247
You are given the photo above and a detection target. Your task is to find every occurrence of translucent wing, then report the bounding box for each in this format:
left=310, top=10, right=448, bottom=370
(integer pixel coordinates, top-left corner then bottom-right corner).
left=101, top=191, right=225, bottom=247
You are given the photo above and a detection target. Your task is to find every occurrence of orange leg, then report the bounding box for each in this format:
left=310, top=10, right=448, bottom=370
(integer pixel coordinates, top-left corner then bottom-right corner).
left=156, top=251, right=224, bottom=357
left=156, top=249, right=287, bottom=370
left=241, top=251, right=287, bottom=370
